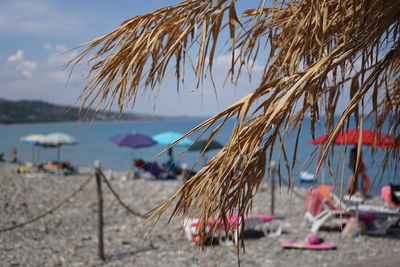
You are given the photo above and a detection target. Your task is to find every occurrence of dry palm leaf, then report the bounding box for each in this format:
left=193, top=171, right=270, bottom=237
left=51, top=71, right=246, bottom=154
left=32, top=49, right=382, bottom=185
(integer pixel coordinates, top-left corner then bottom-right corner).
left=71, top=0, right=400, bottom=247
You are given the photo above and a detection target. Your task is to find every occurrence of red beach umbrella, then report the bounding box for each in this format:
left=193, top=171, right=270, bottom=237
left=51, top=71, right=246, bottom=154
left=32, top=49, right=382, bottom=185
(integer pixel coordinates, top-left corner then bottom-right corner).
left=308, top=129, right=398, bottom=149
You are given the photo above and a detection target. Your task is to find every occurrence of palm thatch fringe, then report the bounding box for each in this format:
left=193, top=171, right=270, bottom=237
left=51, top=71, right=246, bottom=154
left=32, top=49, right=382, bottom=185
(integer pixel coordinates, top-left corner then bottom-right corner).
left=71, top=0, right=400, bottom=245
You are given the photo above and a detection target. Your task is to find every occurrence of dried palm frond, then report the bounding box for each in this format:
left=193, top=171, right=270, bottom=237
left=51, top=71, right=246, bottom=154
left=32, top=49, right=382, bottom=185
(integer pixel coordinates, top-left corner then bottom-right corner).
left=71, top=0, right=400, bottom=246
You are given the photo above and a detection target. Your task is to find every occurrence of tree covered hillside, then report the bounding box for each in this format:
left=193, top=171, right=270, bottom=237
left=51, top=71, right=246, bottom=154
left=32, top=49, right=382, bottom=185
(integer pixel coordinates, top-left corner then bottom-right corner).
left=0, top=99, right=158, bottom=123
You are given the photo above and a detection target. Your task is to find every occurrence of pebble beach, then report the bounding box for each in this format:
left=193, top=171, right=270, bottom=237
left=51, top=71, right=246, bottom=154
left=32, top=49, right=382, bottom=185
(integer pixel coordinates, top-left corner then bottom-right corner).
left=1, top=162, right=400, bottom=267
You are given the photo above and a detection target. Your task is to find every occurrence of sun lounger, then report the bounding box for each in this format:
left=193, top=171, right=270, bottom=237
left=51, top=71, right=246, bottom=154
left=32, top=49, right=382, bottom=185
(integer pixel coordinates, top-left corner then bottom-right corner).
left=183, top=214, right=283, bottom=246
left=362, top=184, right=400, bottom=235
left=304, top=185, right=377, bottom=233
left=305, top=185, right=400, bottom=235
left=334, top=185, right=400, bottom=235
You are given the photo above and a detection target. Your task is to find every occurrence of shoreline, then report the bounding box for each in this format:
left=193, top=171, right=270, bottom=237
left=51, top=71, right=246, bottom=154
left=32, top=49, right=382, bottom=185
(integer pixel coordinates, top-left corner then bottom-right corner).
left=0, top=115, right=211, bottom=127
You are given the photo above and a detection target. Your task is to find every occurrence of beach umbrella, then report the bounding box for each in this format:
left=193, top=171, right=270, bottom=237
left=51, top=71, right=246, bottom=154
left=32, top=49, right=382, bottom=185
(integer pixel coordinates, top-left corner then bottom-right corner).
left=188, top=139, right=223, bottom=164
left=308, top=129, right=398, bottom=149
left=152, top=131, right=193, bottom=146
left=110, top=132, right=156, bottom=167
left=111, top=132, right=156, bottom=148
left=40, top=133, right=77, bottom=163
left=188, top=139, right=223, bottom=152
left=20, top=134, right=45, bottom=145
left=152, top=131, right=193, bottom=167
left=20, top=134, right=46, bottom=163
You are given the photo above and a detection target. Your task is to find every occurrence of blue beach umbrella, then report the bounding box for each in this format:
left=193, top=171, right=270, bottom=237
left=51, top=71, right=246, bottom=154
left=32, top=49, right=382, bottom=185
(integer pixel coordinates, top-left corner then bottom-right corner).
left=152, top=131, right=193, bottom=146
left=20, top=134, right=46, bottom=145
left=152, top=131, right=193, bottom=168
left=20, top=134, right=46, bottom=163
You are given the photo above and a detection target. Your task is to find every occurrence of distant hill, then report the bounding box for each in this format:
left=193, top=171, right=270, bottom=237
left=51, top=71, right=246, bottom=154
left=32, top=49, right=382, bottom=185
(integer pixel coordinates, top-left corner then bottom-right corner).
left=0, top=99, right=161, bottom=124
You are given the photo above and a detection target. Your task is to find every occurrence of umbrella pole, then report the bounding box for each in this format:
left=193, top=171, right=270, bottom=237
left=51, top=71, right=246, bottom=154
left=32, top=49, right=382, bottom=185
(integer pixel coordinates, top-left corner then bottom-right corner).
left=168, top=147, right=174, bottom=169
left=94, top=160, right=105, bottom=260
left=37, top=146, right=41, bottom=163
left=270, top=161, right=276, bottom=215
left=57, top=146, right=61, bottom=163
left=32, top=146, right=35, bottom=164
left=131, top=149, right=137, bottom=178
left=56, top=146, right=61, bottom=175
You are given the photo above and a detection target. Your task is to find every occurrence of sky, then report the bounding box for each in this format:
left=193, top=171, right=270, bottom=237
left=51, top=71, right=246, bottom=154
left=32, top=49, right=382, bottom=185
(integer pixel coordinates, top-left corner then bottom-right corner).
left=0, top=0, right=265, bottom=117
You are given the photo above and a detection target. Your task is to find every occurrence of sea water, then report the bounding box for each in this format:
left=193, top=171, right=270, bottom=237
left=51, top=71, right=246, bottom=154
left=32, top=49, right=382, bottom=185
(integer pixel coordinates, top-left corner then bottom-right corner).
left=0, top=117, right=397, bottom=195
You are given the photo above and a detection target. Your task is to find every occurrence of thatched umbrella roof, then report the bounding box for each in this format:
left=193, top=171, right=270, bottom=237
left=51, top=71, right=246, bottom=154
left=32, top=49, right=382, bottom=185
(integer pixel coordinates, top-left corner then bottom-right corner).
left=71, top=0, right=400, bottom=245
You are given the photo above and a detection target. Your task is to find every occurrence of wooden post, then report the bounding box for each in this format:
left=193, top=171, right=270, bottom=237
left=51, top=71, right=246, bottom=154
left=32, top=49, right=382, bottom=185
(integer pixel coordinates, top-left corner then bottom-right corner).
left=94, top=160, right=105, bottom=261
left=270, top=161, right=276, bottom=216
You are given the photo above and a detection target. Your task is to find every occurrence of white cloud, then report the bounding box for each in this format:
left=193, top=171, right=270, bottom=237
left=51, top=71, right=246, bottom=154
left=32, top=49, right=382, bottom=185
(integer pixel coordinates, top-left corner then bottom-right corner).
left=43, top=43, right=82, bottom=84
left=6, top=50, right=37, bottom=78
left=16, top=61, right=37, bottom=78
left=7, top=50, right=24, bottom=63
left=3, top=44, right=83, bottom=85
left=46, top=70, right=70, bottom=84
left=0, top=1, right=85, bottom=36
left=43, top=43, right=52, bottom=50
left=46, top=44, right=78, bottom=67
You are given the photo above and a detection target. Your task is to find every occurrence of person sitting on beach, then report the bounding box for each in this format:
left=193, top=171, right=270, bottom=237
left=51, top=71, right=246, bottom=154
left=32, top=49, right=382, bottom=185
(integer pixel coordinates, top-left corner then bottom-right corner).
left=347, top=146, right=370, bottom=196
left=0, top=153, right=5, bottom=162
left=60, top=161, right=76, bottom=174
left=10, top=148, right=17, bottom=163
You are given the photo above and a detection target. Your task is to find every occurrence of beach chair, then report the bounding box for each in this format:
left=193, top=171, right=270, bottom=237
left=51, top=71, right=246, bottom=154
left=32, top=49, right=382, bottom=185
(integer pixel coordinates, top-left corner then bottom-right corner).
left=305, top=185, right=400, bottom=235
left=332, top=185, right=400, bottom=235
left=362, top=184, right=400, bottom=235
left=304, top=185, right=377, bottom=233
left=183, top=214, right=283, bottom=246
left=304, top=186, right=349, bottom=233
left=233, top=214, right=283, bottom=242
left=133, top=159, right=176, bottom=179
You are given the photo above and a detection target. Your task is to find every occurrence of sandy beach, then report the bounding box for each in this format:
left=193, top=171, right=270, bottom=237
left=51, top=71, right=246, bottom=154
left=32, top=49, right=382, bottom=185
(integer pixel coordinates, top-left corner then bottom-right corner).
left=1, top=162, right=399, bottom=267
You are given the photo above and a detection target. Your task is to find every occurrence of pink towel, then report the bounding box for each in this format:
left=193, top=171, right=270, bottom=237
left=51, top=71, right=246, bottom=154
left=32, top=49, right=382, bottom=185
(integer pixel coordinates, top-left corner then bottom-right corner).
left=208, top=214, right=276, bottom=230
left=381, top=186, right=400, bottom=208
left=305, top=189, right=324, bottom=215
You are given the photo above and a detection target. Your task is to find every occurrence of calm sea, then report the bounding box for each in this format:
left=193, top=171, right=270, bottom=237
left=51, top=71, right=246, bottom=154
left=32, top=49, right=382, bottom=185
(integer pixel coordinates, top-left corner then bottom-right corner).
left=0, top=118, right=397, bottom=195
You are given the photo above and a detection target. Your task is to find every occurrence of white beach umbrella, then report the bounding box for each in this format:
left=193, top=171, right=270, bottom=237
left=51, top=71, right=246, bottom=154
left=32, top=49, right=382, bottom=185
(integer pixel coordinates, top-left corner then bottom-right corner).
left=40, top=133, right=77, bottom=163
left=20, top=134, right=46, bottom=163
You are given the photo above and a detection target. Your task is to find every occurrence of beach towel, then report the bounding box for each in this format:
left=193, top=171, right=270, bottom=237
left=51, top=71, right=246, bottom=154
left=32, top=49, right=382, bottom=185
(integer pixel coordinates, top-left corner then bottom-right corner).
left=280, top=239, right=336, bottom=250
left=183, top=214, right=278, bottom=245
left=305, top=189, right=324, bottom=215
left=381, top=184, right=400, bottom=208
left=281, top=236, right=336, bottom=250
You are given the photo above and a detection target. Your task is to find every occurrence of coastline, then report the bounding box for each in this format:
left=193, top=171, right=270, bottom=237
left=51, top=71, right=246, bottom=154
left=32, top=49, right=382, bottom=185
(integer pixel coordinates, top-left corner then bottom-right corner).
left=0, top=109, right=210, bottom=126
left=1, top=162, right=400, bottom=266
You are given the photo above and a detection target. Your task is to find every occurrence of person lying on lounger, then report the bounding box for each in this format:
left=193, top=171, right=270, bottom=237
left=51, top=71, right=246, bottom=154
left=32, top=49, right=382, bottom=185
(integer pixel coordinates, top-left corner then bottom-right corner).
left=133, top=159, right=176, bottom=179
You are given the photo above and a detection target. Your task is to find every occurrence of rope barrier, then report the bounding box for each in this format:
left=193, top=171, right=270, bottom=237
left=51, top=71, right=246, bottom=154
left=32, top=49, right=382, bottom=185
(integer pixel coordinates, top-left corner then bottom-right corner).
left=0, top=174, right=93, bottom=233
left=99, top=170, right=147, bottom=218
